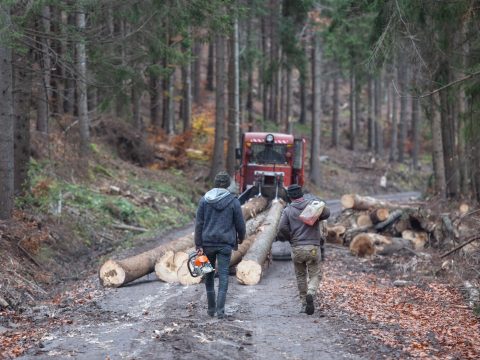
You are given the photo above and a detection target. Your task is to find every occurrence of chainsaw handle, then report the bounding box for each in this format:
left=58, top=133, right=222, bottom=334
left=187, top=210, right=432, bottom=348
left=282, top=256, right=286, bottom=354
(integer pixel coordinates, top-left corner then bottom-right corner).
left=187, top=252, right=200, bottom=277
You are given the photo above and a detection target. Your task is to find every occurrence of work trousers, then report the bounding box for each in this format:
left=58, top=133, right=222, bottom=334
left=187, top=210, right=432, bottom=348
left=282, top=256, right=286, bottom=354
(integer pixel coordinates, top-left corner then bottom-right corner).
left=291, top=245, right=322, bottom=305
left=203, top=245, right=232, bottom=318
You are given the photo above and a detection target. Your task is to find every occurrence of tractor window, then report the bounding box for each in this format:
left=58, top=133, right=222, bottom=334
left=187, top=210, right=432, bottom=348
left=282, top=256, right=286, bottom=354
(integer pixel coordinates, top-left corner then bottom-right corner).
left=249, top=144, right=287, bottom=164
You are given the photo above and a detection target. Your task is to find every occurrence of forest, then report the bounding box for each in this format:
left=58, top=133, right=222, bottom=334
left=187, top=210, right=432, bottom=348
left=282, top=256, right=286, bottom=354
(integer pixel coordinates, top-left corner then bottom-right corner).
left=0, top=1, right=480, bottom=358
left=0, top=0, right=479, bottom=221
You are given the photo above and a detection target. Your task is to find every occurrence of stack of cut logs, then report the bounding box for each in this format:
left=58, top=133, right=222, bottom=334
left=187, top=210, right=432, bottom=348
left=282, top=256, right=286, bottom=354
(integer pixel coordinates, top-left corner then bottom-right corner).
left=327, top=193, right=468, bottom=257
left=99, top=196, right=284, bottom=288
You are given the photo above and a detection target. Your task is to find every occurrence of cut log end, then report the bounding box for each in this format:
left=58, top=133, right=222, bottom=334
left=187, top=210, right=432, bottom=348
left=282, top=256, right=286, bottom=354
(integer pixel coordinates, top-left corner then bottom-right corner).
left=236, top=259, right=262, bottom=285
left=349, top=234, right=375, bottom=257
left=155, top=251, right=180, bottom=283
left=357, top=214, right=373, bottom=227
left=459, top=203, right=469, bottom=215
left=176, top=253, right=202, bottom=285
left=341, top=194, right=355, bottom=209
left=99, top=259, right=126, bottom=288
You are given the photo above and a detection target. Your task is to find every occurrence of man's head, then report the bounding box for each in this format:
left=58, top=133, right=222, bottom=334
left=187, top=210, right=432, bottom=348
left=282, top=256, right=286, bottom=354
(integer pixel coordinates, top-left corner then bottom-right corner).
left=287, top=184, right=303, bottom=200
left=214, top=171, right=231, bottom=189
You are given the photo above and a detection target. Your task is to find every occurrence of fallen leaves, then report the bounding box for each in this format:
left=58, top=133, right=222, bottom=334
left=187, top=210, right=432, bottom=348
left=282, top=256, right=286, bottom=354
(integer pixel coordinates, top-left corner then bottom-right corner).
left=322, top=257, right=480, bottom=359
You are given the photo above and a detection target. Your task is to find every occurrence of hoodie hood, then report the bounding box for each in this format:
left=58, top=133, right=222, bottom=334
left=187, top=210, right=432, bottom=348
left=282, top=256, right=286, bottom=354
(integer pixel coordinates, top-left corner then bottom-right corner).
left=204, top=188, right=234, bottom=210
left=290, top=198, right=309, bottom=211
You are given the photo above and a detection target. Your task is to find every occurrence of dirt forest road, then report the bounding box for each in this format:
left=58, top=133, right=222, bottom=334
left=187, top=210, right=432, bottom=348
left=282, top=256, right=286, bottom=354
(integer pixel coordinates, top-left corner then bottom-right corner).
left=19, top=192, right=420, bottom=360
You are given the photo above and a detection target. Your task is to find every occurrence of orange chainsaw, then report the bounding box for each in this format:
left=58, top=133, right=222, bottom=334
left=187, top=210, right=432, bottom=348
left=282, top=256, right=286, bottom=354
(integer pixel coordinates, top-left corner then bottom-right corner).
left=187, top=252, right=215, bottom=277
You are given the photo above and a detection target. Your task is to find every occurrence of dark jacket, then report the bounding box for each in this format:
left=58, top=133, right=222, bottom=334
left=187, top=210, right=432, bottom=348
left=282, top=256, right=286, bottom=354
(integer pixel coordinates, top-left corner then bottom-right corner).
left=194, top=188, right=246, bottom=250
left=277, top=196, right=330, bottom=247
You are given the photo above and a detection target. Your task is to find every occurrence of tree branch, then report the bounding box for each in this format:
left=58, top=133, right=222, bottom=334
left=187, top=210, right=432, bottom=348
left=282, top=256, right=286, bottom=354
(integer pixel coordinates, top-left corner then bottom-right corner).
left=420, top=70, right=480, bottom=98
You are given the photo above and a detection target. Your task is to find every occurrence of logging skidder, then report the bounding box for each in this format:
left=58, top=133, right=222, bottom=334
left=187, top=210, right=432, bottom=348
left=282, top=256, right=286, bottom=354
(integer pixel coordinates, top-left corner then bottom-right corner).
left=194, top=171, right=246, bottom=319
left=275, top=185, right=330, bottom=315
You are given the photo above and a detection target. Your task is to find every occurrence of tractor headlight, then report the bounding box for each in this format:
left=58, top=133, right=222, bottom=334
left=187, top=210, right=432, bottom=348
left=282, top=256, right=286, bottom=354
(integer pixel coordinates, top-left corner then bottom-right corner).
left=265, top=134, right=274, bottom=144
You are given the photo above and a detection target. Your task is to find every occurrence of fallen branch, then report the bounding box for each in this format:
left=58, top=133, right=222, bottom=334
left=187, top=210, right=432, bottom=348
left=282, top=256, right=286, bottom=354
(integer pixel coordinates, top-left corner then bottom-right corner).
left=440, top=235, right=480, bottom=259
left=113, top=224, right=148, bottom=232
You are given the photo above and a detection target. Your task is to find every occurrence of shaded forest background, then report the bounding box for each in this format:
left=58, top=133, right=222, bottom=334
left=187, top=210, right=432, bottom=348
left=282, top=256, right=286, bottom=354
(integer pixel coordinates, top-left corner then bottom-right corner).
left=0, top=0, right=479, bottom=221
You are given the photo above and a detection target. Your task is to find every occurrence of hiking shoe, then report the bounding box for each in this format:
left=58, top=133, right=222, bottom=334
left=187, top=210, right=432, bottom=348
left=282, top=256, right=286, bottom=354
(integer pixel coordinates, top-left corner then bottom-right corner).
left=305, top=294, right=315, bottom=315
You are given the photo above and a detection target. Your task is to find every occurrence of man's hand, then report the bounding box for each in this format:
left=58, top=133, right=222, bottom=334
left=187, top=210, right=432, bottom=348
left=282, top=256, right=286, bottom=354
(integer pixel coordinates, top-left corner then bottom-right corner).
left=196, top=247, right=204, bottom=255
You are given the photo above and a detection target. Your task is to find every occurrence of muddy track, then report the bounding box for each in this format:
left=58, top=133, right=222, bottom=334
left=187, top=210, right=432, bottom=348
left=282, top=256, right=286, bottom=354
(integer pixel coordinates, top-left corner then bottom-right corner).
left=19, top=192, right=420, bottom=359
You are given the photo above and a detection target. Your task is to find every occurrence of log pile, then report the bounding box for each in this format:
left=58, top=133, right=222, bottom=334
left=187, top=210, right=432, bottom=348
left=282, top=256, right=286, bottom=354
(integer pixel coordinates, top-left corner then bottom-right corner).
left=328, top=193, right=465, bottom=258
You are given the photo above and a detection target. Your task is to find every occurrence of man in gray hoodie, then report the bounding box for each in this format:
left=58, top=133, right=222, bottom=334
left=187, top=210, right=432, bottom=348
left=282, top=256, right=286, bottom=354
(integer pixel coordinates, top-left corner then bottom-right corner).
left=277, top=184, right=330, bottom=315
left=195, top=171, right=246, bottom=319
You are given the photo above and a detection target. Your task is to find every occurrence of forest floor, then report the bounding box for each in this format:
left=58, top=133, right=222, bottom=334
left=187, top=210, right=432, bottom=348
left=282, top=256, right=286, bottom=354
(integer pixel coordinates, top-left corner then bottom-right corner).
left=1, top=118, right=480, bottom=358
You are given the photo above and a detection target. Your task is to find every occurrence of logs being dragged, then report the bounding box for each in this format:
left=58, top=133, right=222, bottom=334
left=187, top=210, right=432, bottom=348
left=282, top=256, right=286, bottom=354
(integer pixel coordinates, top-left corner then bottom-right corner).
left=99, top=234, right=194, bottom=287
left=236, top=200, right=285, bottom=285
left=242, top=196, right=268, bottom=221
left=155, top=212, right=268, bottom=285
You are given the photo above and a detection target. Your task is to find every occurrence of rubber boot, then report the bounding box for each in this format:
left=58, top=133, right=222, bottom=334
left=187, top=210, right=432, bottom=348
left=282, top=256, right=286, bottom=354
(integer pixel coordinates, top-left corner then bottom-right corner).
left=216, top=291, right=227, bottom=319
left=305, top=294, right=315, bottom=315
left=207, top=290, right=216, bottom=317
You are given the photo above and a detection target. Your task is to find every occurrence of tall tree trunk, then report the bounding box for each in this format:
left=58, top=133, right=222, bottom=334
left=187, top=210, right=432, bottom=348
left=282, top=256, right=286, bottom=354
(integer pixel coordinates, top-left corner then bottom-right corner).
left=261, top=17, right=269, bottom=124
left=206, top=42, right=214, bottom=91
left=132, top=86, right=142, bottom=130
left=245, top=10, right=254, bottom=131
left=389, top=77, right=398, bottom=162
left=76, top=8, right=89, bottom=158
left=355, top=79, right=361, bottom=143
left=192, top=40, right=202, bottom=103
left=367, top=76, right=374, bottom=151
left=149, top=69, right=161, bottom=127
left=411, top=92, right=420, bottom=169
left=270, top=0, right=280, bottom=126
left=428, top=95, right=446, bottom=197
left=310, top=32, right=322, bottom=186
left=349, top=70, right=356, bottom=150
left=210, top=35, right=226, bottom=180
left=398, top=58, right=408, bottom=163
left=162, top=67, right=175, bottom=135
left=0, top=5, right=14, bottom=219
left=13, top=52, right=32, bottom=195
left=227, top=18, right=240, bottom=175
left=63, top=12, right=75, bottom=115
left=439, top=87, right=459, bottom=197
left=331, top=70, right=339, bottom=148
left=36, top=6, right=51, bottom=133
left=321, top=72, right=330, bottom=115
left=182, top=55, right=192, bottom=132
left=299, top=72, right=307, bottom=125
left=286, top=68, right=292, bottom=133
left=374, top=76, right=383, bottom=154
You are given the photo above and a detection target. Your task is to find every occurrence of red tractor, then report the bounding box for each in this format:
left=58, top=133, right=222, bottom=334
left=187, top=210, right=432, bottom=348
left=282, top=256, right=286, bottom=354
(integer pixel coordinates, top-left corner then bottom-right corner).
left=235, top=132, right=306, bottom=204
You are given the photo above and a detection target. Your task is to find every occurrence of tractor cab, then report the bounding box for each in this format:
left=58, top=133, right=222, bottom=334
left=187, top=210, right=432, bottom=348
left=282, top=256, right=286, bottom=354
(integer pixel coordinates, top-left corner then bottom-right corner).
left=235, top=132, right=306, bottom=204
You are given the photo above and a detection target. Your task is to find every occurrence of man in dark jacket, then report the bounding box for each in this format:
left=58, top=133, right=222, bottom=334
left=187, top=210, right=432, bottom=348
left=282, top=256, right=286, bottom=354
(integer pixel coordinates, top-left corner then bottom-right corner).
left=277, top=184, right=330, bottom=315
left=195, top=171, right=246, bottom=319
